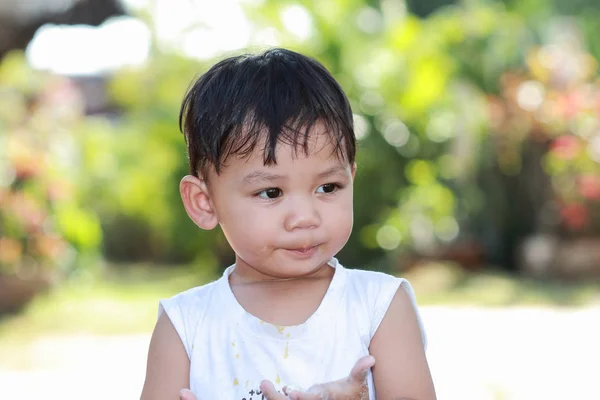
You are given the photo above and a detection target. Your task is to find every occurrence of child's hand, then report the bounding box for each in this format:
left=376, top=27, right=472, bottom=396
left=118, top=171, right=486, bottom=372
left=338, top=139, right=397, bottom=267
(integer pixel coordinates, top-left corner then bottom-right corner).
left=260, top=355, right=375, bottom=400
left=178, top=355, right=374, bottom=400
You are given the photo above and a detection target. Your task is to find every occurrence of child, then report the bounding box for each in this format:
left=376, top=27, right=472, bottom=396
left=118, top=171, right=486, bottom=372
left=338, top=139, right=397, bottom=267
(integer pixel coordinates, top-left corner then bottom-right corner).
left=140, top=48, right=436, bottom=400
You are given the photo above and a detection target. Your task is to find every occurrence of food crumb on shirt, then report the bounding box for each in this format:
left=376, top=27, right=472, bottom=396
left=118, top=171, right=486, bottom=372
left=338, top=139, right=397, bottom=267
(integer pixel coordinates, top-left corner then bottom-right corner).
left=284, top=342, right=289, bottom=359
left=233, top=378, right=239, bottom=386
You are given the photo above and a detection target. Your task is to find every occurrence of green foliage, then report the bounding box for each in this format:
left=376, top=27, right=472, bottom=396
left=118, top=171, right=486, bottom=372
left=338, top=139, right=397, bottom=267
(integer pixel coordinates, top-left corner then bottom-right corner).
left=80, top=0, right=598, bottom=270
left=0, top=52, right=102, bottom=277
left=86, top=54, right=224, bottom=265
left=5, top=0, right=598, bottom=274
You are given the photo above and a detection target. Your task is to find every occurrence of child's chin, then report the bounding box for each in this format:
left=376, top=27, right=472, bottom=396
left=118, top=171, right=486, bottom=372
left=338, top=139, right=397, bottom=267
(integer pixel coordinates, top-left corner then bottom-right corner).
left=279, top=254, right=333, bottom=274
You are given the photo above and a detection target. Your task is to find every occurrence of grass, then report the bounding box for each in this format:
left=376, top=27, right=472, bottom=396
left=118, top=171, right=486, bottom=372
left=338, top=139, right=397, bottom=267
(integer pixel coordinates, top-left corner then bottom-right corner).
left=404, top=262, right=600, bottom=307
left=1, top=261, right=599, bottom=342
left=0, top=263, right=216, bottom=341
left=0, top=262, right=216, bottom=370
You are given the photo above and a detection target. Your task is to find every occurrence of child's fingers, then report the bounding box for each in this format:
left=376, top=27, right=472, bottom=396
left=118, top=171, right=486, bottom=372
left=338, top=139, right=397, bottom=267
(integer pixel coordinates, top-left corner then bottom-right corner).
left=260, top=380, right=287, bottom=400
left=179, top=388, right=197, bottom=400
left=348, top=355, right=376, bottom=384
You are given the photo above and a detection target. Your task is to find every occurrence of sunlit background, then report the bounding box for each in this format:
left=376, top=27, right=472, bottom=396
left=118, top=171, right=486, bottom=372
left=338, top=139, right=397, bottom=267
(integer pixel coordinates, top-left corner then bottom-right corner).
left=1, top=0, right=600, bottom=398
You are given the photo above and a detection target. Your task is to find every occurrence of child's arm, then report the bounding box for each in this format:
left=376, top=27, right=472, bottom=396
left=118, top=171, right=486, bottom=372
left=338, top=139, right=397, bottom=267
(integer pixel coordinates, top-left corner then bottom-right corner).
left=369, top=287, right=436, bottom=400
left=140, top=313, right=190, bottom=400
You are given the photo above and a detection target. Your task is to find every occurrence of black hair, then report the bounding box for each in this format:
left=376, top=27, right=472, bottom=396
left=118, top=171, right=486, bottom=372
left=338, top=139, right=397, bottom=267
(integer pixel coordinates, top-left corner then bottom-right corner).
left=179, top=48, right=356, bottom=178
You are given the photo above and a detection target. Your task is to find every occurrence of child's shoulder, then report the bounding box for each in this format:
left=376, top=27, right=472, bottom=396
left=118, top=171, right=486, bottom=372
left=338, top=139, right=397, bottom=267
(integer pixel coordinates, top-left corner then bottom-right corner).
left=156, top=276, right=226, bottom=357
left=338, top=268, right=415, bottom=308
left=161, top=276, right=223, bottom=309
left=340, top=264, right=427, bottom=348
left=157, top=275, right=226, bottom=326
left=342, top=265, right=410, bottom=294
left=344, top=266, right=401, bottom=282
left=343, top=265, right=419, bottom=306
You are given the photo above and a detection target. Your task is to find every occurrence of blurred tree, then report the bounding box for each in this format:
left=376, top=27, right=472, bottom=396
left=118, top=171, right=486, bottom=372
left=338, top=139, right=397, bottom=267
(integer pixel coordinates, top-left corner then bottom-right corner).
left=406, top=0, right=456, bottom=17
left=500, top=0, right=600, bottom=60
left=0, top=51, right=103, bottom=312
left=5, top=0, right=595, bottom=275
left=77, top=0, right=600, bottom=273
left=86, top=53, right=227, bottom=268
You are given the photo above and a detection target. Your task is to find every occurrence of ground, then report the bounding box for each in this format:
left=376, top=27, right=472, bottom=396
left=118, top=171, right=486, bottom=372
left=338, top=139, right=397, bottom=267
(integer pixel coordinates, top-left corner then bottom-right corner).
left=0, top=263, right=599, bottom=399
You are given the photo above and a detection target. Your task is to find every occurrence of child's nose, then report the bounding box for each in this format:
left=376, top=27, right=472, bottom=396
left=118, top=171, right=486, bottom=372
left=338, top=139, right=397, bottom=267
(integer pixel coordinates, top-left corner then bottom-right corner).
left=284, top=196, right=321, bottom=231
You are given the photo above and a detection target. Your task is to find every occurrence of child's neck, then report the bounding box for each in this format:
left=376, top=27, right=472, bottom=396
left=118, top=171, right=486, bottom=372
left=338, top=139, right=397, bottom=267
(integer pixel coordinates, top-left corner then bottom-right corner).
left=228, top=260, right=335, bottom=326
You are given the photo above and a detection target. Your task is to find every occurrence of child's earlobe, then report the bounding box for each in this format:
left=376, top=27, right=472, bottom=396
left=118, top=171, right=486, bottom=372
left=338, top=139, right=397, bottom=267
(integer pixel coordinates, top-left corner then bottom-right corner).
left=180, top=175, right=218, bottom=230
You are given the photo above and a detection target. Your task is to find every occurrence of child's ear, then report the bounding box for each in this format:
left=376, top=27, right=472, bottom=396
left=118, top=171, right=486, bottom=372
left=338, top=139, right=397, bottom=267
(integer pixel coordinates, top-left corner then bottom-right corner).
left=351, top=162, right=357, bottom=180
left=180, top=175, right=218, bottom=230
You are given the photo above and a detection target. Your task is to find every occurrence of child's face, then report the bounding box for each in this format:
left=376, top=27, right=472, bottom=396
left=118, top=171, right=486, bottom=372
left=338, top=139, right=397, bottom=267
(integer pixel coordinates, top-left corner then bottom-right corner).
left=207, top=127, right=355, bottom=278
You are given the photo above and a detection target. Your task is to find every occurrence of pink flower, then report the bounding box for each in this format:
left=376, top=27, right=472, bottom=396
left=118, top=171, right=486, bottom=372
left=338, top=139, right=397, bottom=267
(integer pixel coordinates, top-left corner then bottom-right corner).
left=550, top=135, right=581, bottom=160
left=560, top=203, right=588, bottom=230
left=559, top=91, right=581, bottom=119
left=578, top=175, right=600, bottom=200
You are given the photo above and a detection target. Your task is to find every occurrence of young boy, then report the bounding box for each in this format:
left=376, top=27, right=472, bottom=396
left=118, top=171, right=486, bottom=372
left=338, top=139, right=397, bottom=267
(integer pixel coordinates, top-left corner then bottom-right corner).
left=140, top=48, right=436, bottom=400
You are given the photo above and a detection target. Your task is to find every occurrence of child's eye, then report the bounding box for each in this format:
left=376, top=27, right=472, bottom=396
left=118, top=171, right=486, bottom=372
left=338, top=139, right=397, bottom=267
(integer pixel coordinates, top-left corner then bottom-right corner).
left=316, top=183, right=340, bottom=194
left=257, top=188, right=282, bottom=199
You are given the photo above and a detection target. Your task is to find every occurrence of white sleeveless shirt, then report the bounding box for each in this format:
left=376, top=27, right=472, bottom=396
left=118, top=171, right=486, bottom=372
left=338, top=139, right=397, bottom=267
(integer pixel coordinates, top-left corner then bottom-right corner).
left=159, top=258, right=427, bottom=399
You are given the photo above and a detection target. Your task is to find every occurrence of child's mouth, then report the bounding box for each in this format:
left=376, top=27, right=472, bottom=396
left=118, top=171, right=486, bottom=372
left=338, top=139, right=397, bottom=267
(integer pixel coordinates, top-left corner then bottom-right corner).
left=284, top=244, right=320, bottom=258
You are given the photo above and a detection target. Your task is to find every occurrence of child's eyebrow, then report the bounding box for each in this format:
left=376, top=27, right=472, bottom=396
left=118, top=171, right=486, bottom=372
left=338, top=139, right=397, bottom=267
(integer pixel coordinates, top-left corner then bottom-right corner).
left=242, top=166, right=348, bottom=185
left=242, top=171, right=284, bottom=185
left=317, top=165, right=349, bottom=179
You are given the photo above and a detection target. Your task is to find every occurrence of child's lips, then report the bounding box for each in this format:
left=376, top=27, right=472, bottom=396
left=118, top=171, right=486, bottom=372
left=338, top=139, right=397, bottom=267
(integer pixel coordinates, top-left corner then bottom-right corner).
left=284, top=244, right=321, bottom=257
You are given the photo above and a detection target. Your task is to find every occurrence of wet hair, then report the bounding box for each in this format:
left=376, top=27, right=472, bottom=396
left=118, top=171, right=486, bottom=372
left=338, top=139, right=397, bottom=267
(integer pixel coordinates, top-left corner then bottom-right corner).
left=179, top=48, right=356, bottom=178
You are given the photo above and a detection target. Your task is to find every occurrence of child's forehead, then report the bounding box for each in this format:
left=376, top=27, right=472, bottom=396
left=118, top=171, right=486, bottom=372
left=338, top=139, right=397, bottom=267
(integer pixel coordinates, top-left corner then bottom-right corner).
left=205, top=119, right=354, bottom=180
left=213, top=135, right=348, bottom=180
left=243, top=131, right=342, bottom=165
